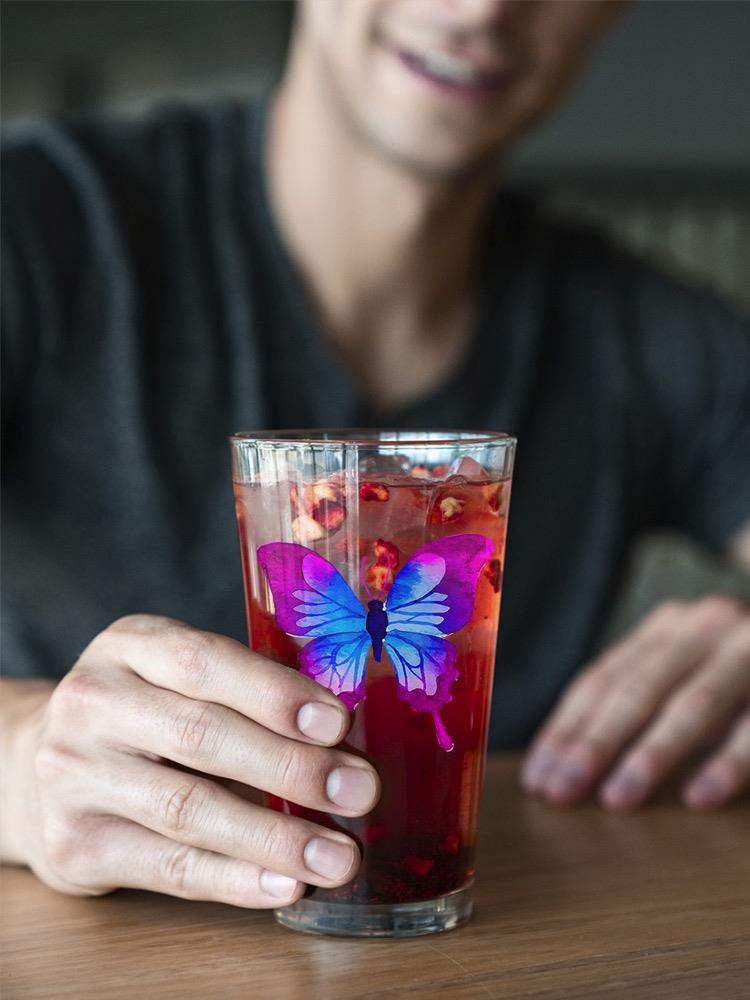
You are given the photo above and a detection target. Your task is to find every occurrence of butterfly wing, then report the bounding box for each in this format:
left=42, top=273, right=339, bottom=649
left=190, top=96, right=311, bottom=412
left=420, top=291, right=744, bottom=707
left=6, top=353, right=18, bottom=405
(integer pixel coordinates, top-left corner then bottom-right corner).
left=383, top=534, right=493, bottom=750
left=257, top=542, right=370, bottom=707
left=299, top=632, right=371, bottom=709
left=386, top=534, right=494, bottom=635
left=257, top=542, right=367, bottom=636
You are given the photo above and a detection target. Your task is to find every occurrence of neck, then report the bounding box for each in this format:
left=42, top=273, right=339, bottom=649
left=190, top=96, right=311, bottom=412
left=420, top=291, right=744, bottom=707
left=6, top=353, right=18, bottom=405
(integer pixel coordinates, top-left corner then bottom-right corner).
left=266, top=50, right=497, bottom=410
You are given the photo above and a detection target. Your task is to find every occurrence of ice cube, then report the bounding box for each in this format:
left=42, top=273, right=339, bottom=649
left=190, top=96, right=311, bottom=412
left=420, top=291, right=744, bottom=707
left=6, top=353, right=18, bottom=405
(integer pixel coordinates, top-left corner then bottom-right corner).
left=447, top=456, right=490, bottom=481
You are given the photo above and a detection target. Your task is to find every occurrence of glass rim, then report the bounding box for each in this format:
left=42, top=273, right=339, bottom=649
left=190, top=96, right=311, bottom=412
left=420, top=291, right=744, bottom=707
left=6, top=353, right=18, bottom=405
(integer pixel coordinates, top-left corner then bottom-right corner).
left=230, top=428, right=516, bottom=448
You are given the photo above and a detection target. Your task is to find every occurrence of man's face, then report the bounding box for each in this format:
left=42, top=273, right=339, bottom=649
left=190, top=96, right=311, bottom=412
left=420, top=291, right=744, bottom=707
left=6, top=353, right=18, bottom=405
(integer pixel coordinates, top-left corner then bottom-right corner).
left=295, top=0, right=621, bottom=178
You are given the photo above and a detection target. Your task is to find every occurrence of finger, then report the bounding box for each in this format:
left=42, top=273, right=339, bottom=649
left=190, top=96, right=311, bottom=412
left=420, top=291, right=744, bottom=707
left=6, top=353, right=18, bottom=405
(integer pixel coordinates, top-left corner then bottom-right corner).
left=683, top=710, right=750, bottom=809
left=102, top=756, right=360, bottom=887
left=64, top=816, right=306, bottom=908
left=521, top=605, right=687, bottom=791
left=523, top=599, right=743, bottom=803
left=96, top=615, right=350, bottom=746
left=536, top=626, right=661, bottom=747
left=600, top=623, right=750, bottom=809
left=106, top=679, right=380, bottom=817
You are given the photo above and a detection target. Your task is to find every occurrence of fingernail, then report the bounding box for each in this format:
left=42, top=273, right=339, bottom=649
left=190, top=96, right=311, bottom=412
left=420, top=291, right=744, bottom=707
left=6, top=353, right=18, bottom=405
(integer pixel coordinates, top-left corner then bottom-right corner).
left=326, top=766, right=378, bottom=812
left=601, top=769, right=646, bottom=808
left=304, top=837, right=356, bottom=881
left=297, top=702, right=345, bottom=744
left=259, top=870, right=298, bottom=898
left=684, top=774, right=725, bottom=809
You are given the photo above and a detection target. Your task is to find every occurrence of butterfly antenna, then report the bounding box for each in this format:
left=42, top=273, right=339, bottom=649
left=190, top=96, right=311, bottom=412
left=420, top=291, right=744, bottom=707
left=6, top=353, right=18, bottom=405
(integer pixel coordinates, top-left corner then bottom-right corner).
left=359, top=556, right=374, bottom=600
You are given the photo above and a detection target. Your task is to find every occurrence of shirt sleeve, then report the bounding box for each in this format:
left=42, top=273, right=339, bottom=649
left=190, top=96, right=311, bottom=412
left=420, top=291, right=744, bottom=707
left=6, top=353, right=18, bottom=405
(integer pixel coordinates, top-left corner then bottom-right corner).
left=625, top=264, right=750, bottom=553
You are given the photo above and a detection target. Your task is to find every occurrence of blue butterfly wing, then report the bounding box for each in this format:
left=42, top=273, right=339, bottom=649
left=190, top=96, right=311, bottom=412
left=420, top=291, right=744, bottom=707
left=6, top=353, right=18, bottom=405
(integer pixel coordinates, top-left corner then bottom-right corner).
left=384, top=630, right=458, bottom=703
left=383, top=630, right=459, bottom=751
left=300, top=632, right=371, bottom=710
left=257, top=542, right=370, bottom=707
left=382, top=534, right=493, bottom=750
left=386, top=534, right=493, bottom=636
left=258, top=542, right=367, bottom=636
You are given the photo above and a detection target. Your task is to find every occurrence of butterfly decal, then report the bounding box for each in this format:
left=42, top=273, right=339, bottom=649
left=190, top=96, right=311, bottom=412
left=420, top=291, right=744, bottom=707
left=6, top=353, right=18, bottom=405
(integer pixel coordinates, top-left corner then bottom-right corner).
left=257, top=534, right=493, bottom=751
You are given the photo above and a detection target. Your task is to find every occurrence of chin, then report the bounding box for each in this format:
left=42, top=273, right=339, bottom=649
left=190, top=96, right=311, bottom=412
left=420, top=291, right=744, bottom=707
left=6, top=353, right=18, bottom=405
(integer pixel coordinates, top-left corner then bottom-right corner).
left=342, top=104, right=500, bottom=181
left=339, top=73, right=529, bottom=182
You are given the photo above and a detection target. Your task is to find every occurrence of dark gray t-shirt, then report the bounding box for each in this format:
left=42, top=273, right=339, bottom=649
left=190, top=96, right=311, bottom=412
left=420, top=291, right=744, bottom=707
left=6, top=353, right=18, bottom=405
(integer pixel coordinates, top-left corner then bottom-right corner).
left=3, top=100, right=749, bottom=748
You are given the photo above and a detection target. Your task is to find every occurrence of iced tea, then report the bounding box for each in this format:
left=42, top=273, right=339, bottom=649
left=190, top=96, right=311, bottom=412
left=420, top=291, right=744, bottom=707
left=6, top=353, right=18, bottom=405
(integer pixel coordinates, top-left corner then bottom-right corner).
left=233, top=454, right=510, bottom=909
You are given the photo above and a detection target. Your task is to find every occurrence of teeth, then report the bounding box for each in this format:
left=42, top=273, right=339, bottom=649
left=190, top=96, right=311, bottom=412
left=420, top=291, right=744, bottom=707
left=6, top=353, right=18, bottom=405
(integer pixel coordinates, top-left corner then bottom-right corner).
left=417, top=49, right=484, bottom=85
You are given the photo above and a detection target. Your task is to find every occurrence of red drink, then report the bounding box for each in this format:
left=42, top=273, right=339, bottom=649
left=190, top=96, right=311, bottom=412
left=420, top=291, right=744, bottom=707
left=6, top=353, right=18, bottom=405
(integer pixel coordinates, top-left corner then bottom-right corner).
left=231, top=432, right=515, bottom=936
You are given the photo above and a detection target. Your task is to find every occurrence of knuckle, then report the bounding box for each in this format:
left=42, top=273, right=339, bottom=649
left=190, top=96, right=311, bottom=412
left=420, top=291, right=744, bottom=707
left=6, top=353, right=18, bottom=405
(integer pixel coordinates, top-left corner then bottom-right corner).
left=87, top=614, right=161, bottom=656
left=108, top=613, right=184, bottom=636
left=691, top=595, right=745, bottom=632
left=252, top=814, right=301, bottom=865
left=171, top=702, right=223, bottom=762
left=159, top=780, right=213, bottom=835
left=108, top=613, right=155, bottom=634
left=38, top=814, right=116, bottom=895
left=239, top=665, right=280, bottom=714
left=34, top=742, right=75, bottom=786
left=674, top=684, right=727, bottom=726
left=49, top=668, right=105, bottom=723
left=695, top=594, right=744, bottom=619
left=613, top=674, right=657, bottom=715
left=42, top=814, right=86, bottom=873
left=648, top=600, right=688, bottom=632
left=251, top=670, right=295, bottom=721
left=83, top=614, right=189, bottom=665
left=172, top=631, right=220, bottom=690
left=273, top=744, right=319, bottom=796
left=560, top=667, right=607, bottom=714
left=577, top=666, right=609, bottom=696
left=160, top=843, right=201, bottom=895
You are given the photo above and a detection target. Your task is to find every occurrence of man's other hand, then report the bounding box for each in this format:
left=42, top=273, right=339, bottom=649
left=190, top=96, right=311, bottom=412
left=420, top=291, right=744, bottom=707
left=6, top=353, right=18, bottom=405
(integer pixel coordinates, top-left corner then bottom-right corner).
left=522, top=596, right=750, bottom=809
left=2, top=616, right=379, bottom=906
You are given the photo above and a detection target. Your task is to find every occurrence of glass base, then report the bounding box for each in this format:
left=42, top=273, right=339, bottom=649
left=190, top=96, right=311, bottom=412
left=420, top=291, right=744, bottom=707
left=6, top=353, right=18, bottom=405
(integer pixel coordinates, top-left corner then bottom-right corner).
left=274, top=880, right=473, bottom=938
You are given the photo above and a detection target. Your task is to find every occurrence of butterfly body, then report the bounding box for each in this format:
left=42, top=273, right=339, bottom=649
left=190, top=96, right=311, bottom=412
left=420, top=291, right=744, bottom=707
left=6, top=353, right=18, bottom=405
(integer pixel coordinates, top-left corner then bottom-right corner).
left=258, top=533, right=493, bottom=751
left=365, top=600, right=388, bottom=662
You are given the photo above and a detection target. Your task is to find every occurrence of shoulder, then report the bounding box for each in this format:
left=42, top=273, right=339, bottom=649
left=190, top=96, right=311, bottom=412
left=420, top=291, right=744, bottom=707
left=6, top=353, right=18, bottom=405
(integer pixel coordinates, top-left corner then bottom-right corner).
left=496, top=188, right=749, bottom=358
left=2, top=98, right=258, bottom=320
left=2, top=98, right=255, bottom=218
left=1, top=97, right=254, bottom=163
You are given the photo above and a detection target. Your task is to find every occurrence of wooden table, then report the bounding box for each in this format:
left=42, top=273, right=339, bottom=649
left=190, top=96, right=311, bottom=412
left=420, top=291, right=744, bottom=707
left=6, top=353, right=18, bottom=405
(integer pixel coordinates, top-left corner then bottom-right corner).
left=2, top=755, right=749, bottom=1000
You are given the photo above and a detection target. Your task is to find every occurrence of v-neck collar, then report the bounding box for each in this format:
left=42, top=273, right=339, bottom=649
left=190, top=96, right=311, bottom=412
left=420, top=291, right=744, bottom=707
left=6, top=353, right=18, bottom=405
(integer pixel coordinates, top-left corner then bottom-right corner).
left=245, top=96, right=545, bottom=436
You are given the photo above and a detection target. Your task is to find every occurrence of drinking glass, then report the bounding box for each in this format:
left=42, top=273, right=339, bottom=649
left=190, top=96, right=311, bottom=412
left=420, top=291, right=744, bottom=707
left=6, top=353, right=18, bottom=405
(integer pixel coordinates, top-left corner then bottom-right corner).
left=230, top=430, right=515, bottom=937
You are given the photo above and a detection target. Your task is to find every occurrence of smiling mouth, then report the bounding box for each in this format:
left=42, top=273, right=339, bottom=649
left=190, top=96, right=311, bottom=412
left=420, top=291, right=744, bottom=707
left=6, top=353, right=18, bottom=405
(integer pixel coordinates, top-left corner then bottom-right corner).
left=396, top=47, right=508, bottom=98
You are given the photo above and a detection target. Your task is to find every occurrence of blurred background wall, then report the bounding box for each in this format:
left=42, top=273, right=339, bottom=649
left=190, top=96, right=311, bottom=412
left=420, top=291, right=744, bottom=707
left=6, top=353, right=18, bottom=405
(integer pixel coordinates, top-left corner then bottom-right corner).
left=3, top=0, right=749, bottom=631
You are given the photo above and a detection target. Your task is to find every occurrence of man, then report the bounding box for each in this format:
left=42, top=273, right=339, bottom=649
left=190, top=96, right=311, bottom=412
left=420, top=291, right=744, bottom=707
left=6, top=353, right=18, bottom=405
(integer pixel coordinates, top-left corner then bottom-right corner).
left=2, top=0, right=749, bottom=910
